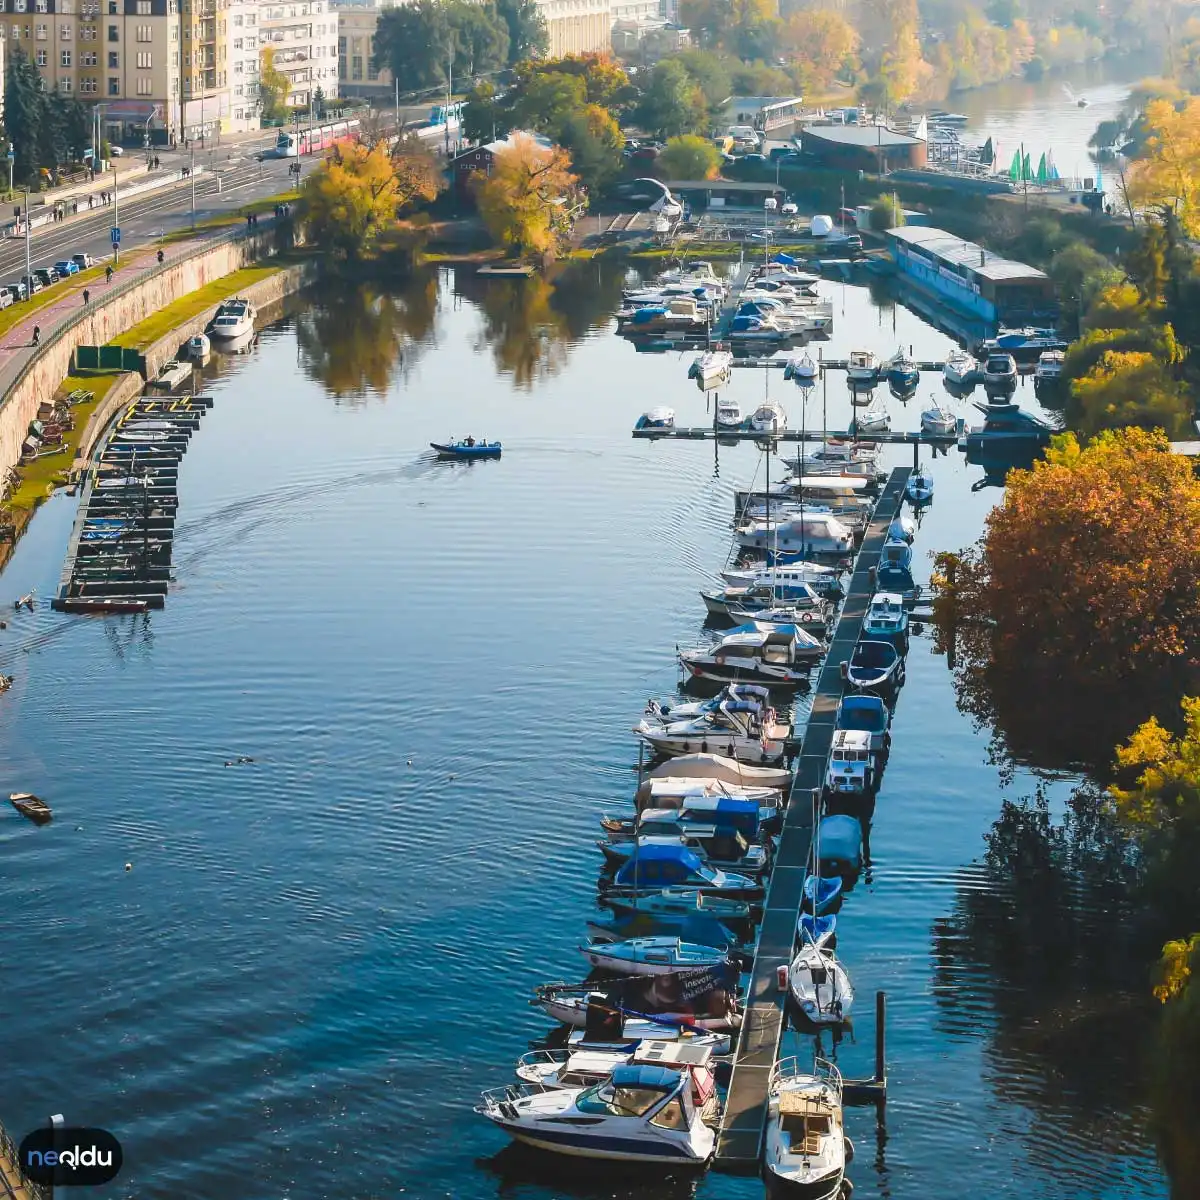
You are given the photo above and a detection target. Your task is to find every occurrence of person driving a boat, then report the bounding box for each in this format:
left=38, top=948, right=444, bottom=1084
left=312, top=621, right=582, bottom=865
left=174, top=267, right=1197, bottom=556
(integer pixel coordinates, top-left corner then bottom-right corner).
left=465, top=435, right=476, bottom=447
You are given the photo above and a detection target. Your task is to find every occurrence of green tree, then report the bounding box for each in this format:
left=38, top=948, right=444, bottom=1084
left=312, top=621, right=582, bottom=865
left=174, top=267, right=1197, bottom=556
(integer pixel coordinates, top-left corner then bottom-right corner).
left=511, top=71, right=587, bottom=133
left=374, top=0, right=452, bottom=91
left=558, top=103, right=624, bottom=194
left=4, top=48, right=44, bottom=185
left=462, top=81, right=506, bottom=145
left=259, top=47, right=290, bottom=121
left=1151, top=933, right=1200, bottom=1198
left=1070, top=349, right=1191, bottom=437
left=448, top=0, right=509, bottom=76
left=313, top=86, right=326, bottom=120
left=657, top=133, right=721, bottom=180
left=869, top=193, right=904, bottom=229
left=1046, top=242, right=1122, bottom=338
left=636, top=59, right=706, bottom=140
left=497, top=0, right=548, bottom=62
left=674, top=50, right=732, bottom=119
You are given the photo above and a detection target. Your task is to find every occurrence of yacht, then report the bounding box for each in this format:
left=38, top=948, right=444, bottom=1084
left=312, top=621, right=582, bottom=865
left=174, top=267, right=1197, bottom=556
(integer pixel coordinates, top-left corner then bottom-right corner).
left=982, top=352, right=1018, bottom=392
left=862, top=592, right=909, bottom=644
left=1033, top=349, right=1065, bottom=390
left=943, top=347, right=978, bottom=386
left=920, top=397, right=956, bottom=436
left=721, top=562, right=843, bottom=598
left=845, top=349, right=879, bottom=384
left=749, top=400, right=787, bottom=436
left=689, top=348, right=734, bottom=391
left=764, top=1058, right=847, bottom=1198
left=579, top=937, right=734, bottom=977
left=735, top=513, right=855, bottom=557
left=715, top=397, right=746, bottom=431
left=633, top=693, right=791, bottom=763
left=679, top=625, right=824, bottom=687
left=208, top=297, right=256, bottom=340
left=478, top=1041, right=719, bottom=1165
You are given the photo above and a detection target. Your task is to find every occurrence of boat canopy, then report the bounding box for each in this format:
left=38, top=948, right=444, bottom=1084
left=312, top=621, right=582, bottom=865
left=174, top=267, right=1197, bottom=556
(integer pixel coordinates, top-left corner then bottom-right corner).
left=853, top=640, right=898, bottom=667
left=610, top=1063, right=684, bottom=1091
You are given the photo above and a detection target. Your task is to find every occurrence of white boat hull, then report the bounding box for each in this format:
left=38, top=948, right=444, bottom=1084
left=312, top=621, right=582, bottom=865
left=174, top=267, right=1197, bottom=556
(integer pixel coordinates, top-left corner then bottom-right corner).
left=637, top=728, right=786, bottom=764
left=210, top=316, right=254, bottom=340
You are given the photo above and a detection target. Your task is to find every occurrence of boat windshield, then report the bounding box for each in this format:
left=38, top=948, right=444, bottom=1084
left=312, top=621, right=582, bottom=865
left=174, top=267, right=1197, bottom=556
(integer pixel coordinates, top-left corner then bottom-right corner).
left=839, top=705, right=886, bottom=733
left=577, top=1081, right=672, bottom=1117
left=854, top=643, right=895, bottom=667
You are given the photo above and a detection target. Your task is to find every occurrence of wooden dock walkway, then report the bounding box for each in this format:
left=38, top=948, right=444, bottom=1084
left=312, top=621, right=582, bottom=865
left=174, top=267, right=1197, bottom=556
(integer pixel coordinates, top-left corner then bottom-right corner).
left=714, top=465, right=911, bottom=1169
left=632, top=425, right=961, bottom=447
left=710, top=262, right=755, bottom=339
left=0, top=1122, right=47, bottom=1200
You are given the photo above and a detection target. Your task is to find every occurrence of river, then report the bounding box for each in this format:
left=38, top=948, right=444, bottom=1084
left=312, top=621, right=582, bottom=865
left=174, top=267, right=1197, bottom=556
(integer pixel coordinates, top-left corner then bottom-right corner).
left=0, top=66, right=1171, bottom=1200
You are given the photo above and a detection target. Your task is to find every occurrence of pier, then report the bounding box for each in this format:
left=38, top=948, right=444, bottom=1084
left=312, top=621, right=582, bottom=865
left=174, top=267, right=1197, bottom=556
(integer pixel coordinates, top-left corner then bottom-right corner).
left=714, top=465, right=910, bottom=1168
left=710, top=262, right=755, bottom=339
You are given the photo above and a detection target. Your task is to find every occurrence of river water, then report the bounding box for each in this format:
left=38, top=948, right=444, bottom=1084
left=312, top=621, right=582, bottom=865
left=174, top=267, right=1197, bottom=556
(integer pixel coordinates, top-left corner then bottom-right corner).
left=0, top=59, right=1171, bottom=1200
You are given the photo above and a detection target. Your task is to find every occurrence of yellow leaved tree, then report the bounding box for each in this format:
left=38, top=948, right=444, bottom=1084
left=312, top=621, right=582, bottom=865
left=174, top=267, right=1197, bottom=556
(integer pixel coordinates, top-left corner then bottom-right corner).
left=1128, top=97, right=1200, bottom=236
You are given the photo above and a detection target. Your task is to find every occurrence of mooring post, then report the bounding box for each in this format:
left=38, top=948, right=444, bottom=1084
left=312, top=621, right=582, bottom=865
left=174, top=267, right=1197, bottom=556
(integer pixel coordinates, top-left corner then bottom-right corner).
left=875, top=991, right=887, bottom=1092
left=912, top=438, right=918, bottom=471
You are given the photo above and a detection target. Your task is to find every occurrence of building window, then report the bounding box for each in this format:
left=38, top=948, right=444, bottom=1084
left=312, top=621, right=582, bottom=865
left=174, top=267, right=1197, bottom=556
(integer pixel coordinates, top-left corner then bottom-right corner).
left=59, top=21, right=69, bottom=36
left=59, top=76, right=71, bottom=90
left=13, top=0, right=24, bottom=10
left=107, top=48, right=117, bottom=63
left=35, top=21, right=45, bottom=36
left=81, top=23, right=96, bottom=36
left=136, top=49, right=149, bottom=65
left=136, top=74, right=151, bottom=94
left=136, top=22, right=150, bottom=38
left=107, top=74, right=118, bottom=92
left=34, top=0, right=45, bottom=10
left=60, top=47, right=70, bottom=63
left=80, top=75, right=97, bottom=91
left=81, top=49, right=96, bottom=62
left=350, top=53, right=361, bottom=80
left=136, top=0, right=149, bottom=9
left=107, top=22, right=117, bottom=38
left=35, top=46, right=45, bottom=62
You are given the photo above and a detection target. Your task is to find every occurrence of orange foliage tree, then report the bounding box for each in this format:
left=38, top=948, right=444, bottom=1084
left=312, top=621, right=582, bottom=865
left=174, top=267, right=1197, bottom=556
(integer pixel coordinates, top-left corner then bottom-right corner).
left=932, top=428, right=1200, bottom=768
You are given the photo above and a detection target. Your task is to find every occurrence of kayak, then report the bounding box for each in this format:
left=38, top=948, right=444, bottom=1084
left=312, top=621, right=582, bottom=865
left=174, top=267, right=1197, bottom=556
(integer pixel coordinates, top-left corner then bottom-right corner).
left=431, top=441, right=502, bottom=460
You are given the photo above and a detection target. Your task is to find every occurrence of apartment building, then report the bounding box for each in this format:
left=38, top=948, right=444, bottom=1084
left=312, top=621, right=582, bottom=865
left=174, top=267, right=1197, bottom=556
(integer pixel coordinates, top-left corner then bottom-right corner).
left=180, top=0, right=259, bottom=139
left=334, top=2, right=388, bottom=100
left=0, top=0, right=182, bottom=143
left=534, top=0, right=612, bottom=57
left=260, top=0, right=337, bottom=109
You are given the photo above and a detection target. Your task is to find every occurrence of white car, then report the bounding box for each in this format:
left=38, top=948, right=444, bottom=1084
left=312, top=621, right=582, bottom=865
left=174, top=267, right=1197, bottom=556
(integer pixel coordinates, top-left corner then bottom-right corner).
left=0, top=288, right=12, bottom=309
left=109, top=145, right=124, bottom=157
left=72, top=252, right=95, bottom=270
left=781, top=201, right=799, bottom=216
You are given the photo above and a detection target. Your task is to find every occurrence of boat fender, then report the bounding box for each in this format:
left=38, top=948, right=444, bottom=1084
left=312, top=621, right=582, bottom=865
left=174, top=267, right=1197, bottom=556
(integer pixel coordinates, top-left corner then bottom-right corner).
left=776, top=964, right=789, bottom=991
left=845, top=1136, right=855, bottom=1164
left=701, top=740, right=708, bottom=753
left=840, top=661, right=849, bottom=681
left=125, top=862, right=132, bottom=871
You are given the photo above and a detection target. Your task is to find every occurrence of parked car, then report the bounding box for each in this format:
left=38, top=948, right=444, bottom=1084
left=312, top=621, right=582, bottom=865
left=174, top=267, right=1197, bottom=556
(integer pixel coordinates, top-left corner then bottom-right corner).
left=54, top=259, right=79, bottom=276
left=781, top=201, right=799, bottom=216
left=8, top=280, right=28, bottom=301
left=740, top=153, right=768, bottom=166
left=21, top=275, right=43, bottom=295
left=33, top=267, right=59, bottom=288
left=0, top=288, right=13, bottom=310
left=109, top=145, right=124, bottom=157
left=630, top=145, right=659, bottom=164
left=845, top=234, right=863, bottom=251
left=72, top=252, right=95, bottom=270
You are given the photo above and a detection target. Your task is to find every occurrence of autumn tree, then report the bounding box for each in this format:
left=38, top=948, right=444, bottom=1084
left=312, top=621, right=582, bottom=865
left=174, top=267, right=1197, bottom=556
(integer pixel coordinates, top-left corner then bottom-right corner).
left=1129, top=97, right=1200, bottom=236
left=557, top=104, right=624, bottom=193
left=932, top=429, right=1200, bottom=768
left=300, top=141, right=438, bottom=260
left=259, top=47, right=289, bottom=121
left=781, top=10, right=861, bottom=89
left=473, top=135, right=580, bottom=263
left=657, top=134, right=721, bottom=180
left=510, top=71, right=588, bottom=133
left=1069, top=350, right=1191, bottom=437
left=1150, top=932, right=1200, bottom=1197
left=530, top=53, right=631, bottom=107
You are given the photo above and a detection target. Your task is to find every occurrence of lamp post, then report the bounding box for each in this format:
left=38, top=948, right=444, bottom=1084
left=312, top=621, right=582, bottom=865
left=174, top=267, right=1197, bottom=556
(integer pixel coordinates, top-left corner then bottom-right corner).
left=112, top=162, right=120, bottom=264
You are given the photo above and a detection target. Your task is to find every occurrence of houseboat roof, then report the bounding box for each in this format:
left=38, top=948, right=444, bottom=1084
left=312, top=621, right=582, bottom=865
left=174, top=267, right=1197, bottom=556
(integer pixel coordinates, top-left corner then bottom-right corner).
left=887, top=226, right=1048, bottom=284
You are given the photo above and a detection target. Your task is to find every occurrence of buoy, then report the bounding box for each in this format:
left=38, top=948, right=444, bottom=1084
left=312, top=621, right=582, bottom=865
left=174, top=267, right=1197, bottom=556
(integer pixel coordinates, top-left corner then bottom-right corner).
left=407, top=759, right=413, bottom=767
left=124, top=862, right=132, bottom=871
left=776, top=964, right=789, bottom=991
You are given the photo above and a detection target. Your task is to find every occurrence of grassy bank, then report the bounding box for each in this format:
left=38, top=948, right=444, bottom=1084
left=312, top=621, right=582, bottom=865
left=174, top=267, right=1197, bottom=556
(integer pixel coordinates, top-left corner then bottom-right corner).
left=115, top=264, right=282, bottom=350
left=162, top=190, right=301, bottom=243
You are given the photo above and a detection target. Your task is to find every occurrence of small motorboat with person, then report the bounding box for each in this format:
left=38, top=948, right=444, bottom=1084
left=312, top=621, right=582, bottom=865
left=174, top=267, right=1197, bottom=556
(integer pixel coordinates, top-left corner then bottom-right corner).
left=764, top=1057, right=847, bottom=1197
left=788, top=944, right=854, bottom=1025
left=846, top=639, right=906, bottom=694
left=431, top=437, right=502, bottom=460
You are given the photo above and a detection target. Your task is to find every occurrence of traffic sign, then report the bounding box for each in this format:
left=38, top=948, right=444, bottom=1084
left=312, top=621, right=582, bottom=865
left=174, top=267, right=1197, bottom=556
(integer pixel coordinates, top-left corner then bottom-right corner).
left=110, top=226, right=121, bottom=245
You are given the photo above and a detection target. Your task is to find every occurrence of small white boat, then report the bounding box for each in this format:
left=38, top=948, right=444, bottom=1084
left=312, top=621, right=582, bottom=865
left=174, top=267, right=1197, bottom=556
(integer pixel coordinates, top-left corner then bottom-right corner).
left=788, top=943, right=854, bottom=1025
left=148, top=359, right=193, bottom=391
left=862, top=592, right=909, bottom=642
left=920, top=397, right=956, bottom=436
left=113, top=427, right=173, bottom=443
left=721, top=563, right=843, bottom=596
left=689, top=348, right=733, bottom=391
left=478, top=1040, right=720, bottom=1164
left=715, top=397, right=746, bottom=431
left=983, top=352, right=1018, bottom=391
left=765, top=1058, right=847, bottom=1196
left=943, top=347, right=978, bottom=386
left=854, top=405, right=890, bottom=434
left=208, top=296, right=256, bottom=340
left=634, top=693, right=791, bottom=763
left=186, top=333, right=211, bottom=363
left=637, top=406, right=676, bottom=430
left=1034, top=349, right=1065, bottom=387
left=787, top=351, right=818, bottom=387
left=845, top=349, right=879, bottom=383
left=579, top=937, right=733, bottom=977
left=906, top=465, right=934, bottom=505
left=735, top=514, right=855, bottom=557
left=679, top=625, right=825, bottom=687
left=515, top=1047, right=629, bottom=1090
left=748, top=400, right=787, bottom=436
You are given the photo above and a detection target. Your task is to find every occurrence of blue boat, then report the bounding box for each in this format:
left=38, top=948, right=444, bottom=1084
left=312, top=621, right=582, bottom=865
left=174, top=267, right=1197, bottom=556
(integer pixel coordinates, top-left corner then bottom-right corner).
left=885, top=347, right=920, bottom=393
left=801, top=872, right=843, bottom=914
left=818, top=814, right=863, bottom=875
left=798, top=911, right=837, bottom=947
left=603, top=844, right=762, bottom=900
left=431, top=439, right=502, bottom=460
left=585, top=910, right=743, bottom=952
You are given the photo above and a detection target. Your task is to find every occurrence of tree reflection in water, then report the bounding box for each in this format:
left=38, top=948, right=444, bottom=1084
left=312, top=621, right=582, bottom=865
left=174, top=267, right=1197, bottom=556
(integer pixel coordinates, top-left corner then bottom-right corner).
left=295, top=273, right=440, bottom=402
left=932, top=788, right=1168, bottom=1182
left=453, top=259, right=626, bottom=389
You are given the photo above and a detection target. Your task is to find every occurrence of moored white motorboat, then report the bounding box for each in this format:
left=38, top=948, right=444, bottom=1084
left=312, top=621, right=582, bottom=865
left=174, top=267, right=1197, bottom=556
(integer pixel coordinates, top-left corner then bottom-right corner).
left=920, top=397, right=956, bottom=436
left=636, top=406, right=676, bottom=431
left=845, top=349, right=879, bottom=383
left=749, top=400, right=787, bottom=436
left=735, top=514, right=855, bottom=557
left=982, top=351, right=1018, bottom=392
left=679, top=625, right=824, bottom=687
left=764, top=1058, right=847, bottom=1197
left=862, top=592, right=909, bottom=643
left=721, top=562, right=843, bottom=597
left=515, top=1046, right=629, bottom=1090
left=787, top=351, right=818, bottom=386
left=478, top=1043, right=720, bottom=1164
left=715, top=397, right=746, bottom=431
left=788, top=943, right=854, bottom=1025
left=943, top=347, right=978, bottom=387
left=854, top=405, right=890, bottom=434
left=186, top=332, right=211, bottom=362
left=846, top=639, right=906, bottom=693
left=208, top=297, right=256, bottom=340
left=634, top=694, right=791, bottom=763
left=536, top=977, right=744, bottom=1031
left=1034, top=349, right=1065, bottom=389
left=579, top=936, right=734, bottom=977
left=689, top=348, right=734, bottom=391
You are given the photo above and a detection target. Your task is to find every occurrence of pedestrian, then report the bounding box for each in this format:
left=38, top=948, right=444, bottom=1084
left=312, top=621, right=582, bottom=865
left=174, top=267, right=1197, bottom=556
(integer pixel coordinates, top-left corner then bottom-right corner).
left=73, top=200, right=78, bottom=215
left=157, top=249, right=164, bottom=264
left=105, top=264, right=113, bottom=284
left=82, top=289, right=89, bottom=305
left=31, top=324, right=40, bottom=347
left=88, top=194, right=94, bottom=210
left=246, top=213, right=252, bottom=230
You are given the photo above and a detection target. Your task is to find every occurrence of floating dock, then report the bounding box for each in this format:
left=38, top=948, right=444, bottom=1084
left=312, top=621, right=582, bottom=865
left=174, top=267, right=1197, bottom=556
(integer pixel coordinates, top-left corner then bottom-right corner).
left=714, top=465, right=910, bottom=1168
left=710, top=262, right=755, bottom=339
left=51, top=394, right=213, bottom=613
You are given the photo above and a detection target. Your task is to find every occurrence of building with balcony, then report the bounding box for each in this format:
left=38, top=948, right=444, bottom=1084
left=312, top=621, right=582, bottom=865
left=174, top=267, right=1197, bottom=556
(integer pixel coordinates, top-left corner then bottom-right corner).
left=260, top=0, right=336, bottom=109
left=180, top=0, right=258, bottom=139
left=0, top=0, right=182, bottom=143
left=335, top=3, right=388, bottom=100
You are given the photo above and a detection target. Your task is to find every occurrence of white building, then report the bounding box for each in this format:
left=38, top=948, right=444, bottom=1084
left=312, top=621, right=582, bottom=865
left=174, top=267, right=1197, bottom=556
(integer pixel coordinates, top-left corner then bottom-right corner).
left=534, top=0, right=612, bottom=56
left=260, top=0, right=338, bottom=109
left=226, top=0, right=260, bottom=129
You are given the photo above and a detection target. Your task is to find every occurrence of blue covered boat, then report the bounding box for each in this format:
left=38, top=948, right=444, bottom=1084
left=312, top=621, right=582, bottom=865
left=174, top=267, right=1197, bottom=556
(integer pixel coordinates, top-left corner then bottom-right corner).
left=431, top=439, right=502, bottom=460
left=801, top=872, right=843, bottom=914
left=603, top=844, right=763, bottom=900
left=817, top=814, right=863, bottom=875
left=798, top=911, right=837, bottom=947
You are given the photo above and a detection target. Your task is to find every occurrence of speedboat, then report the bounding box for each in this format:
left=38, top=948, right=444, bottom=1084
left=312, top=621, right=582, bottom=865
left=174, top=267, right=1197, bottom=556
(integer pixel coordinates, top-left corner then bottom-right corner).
left=982, top=352, right=1018, bottom=392
left=905, top=465, right=934, bottom=504
left=478, top=1044, right=719, bottom=1164
left=920, top=397, right=956, bottom=436
left=802, top=872, right=843, bottom=914
left=641, top=683, right=773, bottom=726
left=715, top=397, right=746, bottom=431
left=728, top=313, right=787, bottom=341
left=725, top=599, right=829, bottom=638
left=943, top=347, right=978, bottom=386
left=824, top=730, right=875, bottom=796
left=818, top=814, right=863, bottom=875
left=431, top=439, right=502, bottom=459
left=636, top=407, right=676, bottom=431
left=515, top=1046, right=631, bottom=1090
left=884, top=347, right=919, bottom=393
left=1034, top=349, right=1065, bottom=391
left=603, top=889, right=755, bottom=924
left=634, top=692, right=791, bottom=764
left=535, top=978, right=744, bottom=1031
left=880, top=538, right=912, bottom=569
left=601, top=844, right=762, bottom=901
left=186, top=333, right=211, bottom=363
left=749, top=400, right=787, bottom=436
left=960, top=399, right=1056, bottom=453
left=599, top=830, right=772, bottom=877
left=736, top=513, right=855, bottom=557
left=788, top=944, right=854, bottom=1025
left=764, top=1058, right=846, bottom=1196
left=787, top=351, right=818, bottom=387
left=721, top=563, right=843, bottom=597
left=702, top=580, right=830, bottom=628
left=836, top=693, right=891, bottom=758
left=208, top=297, right=256, bottom=339
left=580, top=936, right=734, bottom=977
left=689, top=348, right=733, bottom=391
left=637, top=753, right=792, bottom=797
left=846, top=639, right=906, bottom=693
left=845, top=349, right=878, bottom=383
left=679, top=625, right=824, bottom=687
left=862, top=592, right=909, bottom=644
left=853, top=404, right=890, bottom=434
left=604, top=796, right=778, bottom=848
